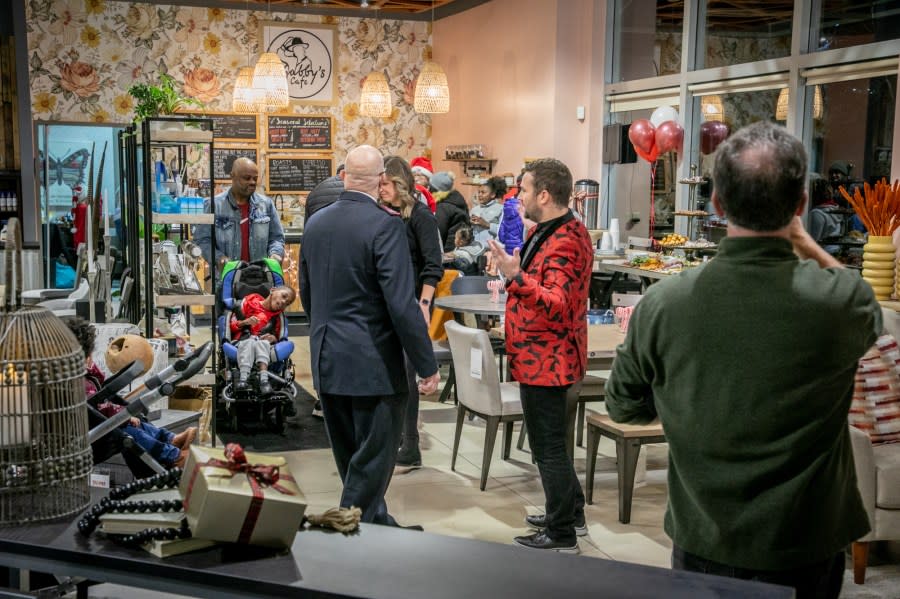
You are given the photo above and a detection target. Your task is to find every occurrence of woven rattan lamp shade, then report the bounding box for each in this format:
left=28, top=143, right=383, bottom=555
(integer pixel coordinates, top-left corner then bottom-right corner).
left=414, top=61, right=450, bottom=114
left=775, top=86, right=823, bottom=120
left=252, top=52, right=290, bottom=111
left=360, top=72, right=392, bottom=117
left=701, top=95, right=724, bottom=122
left=232, top=66, right=261, bottom=113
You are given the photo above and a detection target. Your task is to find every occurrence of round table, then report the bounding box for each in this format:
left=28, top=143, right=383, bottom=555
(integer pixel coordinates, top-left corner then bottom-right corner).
left=433, top=294, right=507, bottom=317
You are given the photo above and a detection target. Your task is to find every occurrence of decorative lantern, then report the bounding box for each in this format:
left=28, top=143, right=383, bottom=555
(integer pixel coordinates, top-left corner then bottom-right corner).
left=0, top=219, right=91, bottom=525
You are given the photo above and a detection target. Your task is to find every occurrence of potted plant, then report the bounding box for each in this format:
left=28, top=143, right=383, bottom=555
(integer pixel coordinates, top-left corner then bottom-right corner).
left=128, top=73, right=205, bottom=125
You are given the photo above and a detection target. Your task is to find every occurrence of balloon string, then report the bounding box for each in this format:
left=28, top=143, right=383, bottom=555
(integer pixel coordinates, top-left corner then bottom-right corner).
left=649, top=161, right=656, bottom=240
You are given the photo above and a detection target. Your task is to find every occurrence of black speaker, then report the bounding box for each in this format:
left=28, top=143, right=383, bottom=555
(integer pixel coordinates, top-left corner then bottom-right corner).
left=602, top=124, right=637, bottom=164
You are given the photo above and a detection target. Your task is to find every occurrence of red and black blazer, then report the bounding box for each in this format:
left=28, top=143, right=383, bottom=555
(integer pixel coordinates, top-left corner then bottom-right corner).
left=504, top=214, right=593, bottom=387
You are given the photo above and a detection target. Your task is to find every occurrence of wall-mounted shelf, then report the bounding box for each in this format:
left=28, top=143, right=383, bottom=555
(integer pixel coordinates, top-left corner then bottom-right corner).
left=446, top=158, right=497, bottom=178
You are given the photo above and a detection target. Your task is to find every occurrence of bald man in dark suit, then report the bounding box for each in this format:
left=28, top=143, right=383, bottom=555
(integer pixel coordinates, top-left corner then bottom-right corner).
left=300, top=145, right=440, bottom=526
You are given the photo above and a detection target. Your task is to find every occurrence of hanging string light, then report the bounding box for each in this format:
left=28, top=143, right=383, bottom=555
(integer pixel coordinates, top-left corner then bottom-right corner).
left=414, top=1, right=450, bottom=114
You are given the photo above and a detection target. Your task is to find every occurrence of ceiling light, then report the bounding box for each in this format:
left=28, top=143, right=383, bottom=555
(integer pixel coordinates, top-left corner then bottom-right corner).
left=360, top=71, right=392, bottom=117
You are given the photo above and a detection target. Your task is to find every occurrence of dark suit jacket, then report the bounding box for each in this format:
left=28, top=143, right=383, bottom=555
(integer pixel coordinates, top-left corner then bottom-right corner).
left=300, top=191, right=438, bottom=396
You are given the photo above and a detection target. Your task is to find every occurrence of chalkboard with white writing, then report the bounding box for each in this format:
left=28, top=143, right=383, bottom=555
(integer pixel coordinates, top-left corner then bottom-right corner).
left=266, top=115, right=333, bottom=151
left=186, top=112, right=259, bottom=142
left=266, top=155, right=333, bottom=193
left=213, top=147, right=258, bottom=180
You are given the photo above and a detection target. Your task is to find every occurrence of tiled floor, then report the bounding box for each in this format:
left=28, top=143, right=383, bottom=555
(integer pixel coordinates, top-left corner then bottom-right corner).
left=68, top=331, right=899, bottom=597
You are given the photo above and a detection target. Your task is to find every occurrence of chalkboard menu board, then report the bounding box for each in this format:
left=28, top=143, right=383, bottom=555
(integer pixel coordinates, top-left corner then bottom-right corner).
left=187, top=112, right=258, bottom=142
left=266, top=155, right=333, bottom=193
left=213, top=147, right=258, bottom=180
left=267, top=115, right=333, bottom=151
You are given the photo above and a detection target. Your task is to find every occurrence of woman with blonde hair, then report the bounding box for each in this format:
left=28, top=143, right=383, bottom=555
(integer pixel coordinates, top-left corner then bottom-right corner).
left=380, top=155, right=444, bottom=470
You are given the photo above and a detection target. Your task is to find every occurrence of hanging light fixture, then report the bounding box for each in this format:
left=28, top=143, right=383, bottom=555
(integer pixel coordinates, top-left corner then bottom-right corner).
left=233, top=1, right=262, bottom=113
left=700, top=95, right=724, bottom=121
left=252, top=0, right=290, bottom=111
left=359, top=11, right=393, bottom=118
left=776, top=86, right=823, bottom=121
left=414, top=1, right=450, bottom=114
left=360, top=72, right=392, bottom=117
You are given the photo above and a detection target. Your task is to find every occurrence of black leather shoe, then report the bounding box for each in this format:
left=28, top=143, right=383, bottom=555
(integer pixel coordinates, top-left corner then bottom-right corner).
left=513, top=531, right=579, bottom=554
left=525, top=513, right=588, bottom=537
left=235, top=379, right=249, bottom=393
left=258, top=379, right=273, bottom=395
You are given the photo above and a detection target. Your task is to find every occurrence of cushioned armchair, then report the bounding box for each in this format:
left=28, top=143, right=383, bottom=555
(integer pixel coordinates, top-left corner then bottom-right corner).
left=850, top=307, right=900, bottom=583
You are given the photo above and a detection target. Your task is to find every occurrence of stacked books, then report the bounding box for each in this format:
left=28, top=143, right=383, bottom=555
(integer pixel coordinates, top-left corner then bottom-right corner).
left=99, top=488, right=216, bottom=557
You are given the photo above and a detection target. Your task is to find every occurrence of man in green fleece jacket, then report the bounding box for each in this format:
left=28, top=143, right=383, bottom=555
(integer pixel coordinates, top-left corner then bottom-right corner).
left=605, top=121, right=880, bottom=599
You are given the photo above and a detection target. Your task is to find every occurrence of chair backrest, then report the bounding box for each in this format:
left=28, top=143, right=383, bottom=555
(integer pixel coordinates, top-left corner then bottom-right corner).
left=451, top=275, right=499, bottom=296
left=611, top=292, right=642, bottom=307
left=444, top=321, right=504, bottom=416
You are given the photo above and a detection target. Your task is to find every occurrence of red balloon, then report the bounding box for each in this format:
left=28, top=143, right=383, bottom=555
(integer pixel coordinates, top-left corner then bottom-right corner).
left=635, top=145, right=659, bottom=163
left=700, top=120, right=730, bottom=155
left=655, top=120, right=684, bottom=155
left=628, top=119, right=656, bottom=154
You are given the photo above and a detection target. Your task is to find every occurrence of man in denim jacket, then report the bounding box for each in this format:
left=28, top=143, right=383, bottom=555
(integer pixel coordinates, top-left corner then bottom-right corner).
left=194, top=157, right=285, bottom=272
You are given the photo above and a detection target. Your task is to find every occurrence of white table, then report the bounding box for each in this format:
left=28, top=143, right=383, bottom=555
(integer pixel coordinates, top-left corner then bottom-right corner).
left=434, top=294, right=507, bottom=317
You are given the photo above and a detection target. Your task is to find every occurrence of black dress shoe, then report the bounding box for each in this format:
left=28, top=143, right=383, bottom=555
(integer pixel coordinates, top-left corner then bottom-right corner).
left=402, top=524, right=424, bottom=531
left=235, top=379, right=249, bottom=393
left=513, top=531, right=579, bottom=554
left=525, top=513, right=588, bottom=537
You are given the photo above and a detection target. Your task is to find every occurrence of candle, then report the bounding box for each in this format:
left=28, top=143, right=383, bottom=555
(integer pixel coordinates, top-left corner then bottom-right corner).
left=0, top=364, right=30, bottom=446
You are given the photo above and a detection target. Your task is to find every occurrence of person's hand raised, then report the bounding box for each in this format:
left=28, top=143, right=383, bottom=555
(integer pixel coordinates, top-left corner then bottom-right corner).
left=487, top=239, right=521, bottom=280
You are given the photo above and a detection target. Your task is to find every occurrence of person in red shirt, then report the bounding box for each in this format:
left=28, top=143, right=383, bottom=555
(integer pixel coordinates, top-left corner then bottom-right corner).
left=230, top=285, right=296, bottom=394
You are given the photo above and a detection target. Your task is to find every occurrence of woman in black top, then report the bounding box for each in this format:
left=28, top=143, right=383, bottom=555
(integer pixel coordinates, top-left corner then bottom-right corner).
left=381, top=156, right=444, bottom=469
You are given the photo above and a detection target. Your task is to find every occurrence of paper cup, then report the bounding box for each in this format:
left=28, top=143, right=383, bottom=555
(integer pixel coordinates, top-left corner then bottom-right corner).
left=600, top=231, right=613, bottom=251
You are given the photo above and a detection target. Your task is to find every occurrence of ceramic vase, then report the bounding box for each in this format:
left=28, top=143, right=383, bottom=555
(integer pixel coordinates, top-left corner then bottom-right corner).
left=862, top=235, right=895, bottom=300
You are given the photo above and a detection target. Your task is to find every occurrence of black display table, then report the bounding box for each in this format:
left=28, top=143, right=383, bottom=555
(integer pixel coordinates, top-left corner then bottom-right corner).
left=0, top=492, right=794, bottom=598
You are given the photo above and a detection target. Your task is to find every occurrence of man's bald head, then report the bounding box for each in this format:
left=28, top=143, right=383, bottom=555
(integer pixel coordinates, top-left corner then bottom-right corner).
left=341, top=145, right=385, bottom=198
left=230, top=157, right=259, bottom=203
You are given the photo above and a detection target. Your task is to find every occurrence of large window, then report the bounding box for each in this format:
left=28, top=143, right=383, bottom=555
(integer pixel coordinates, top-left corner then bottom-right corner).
left=611, top=0, right=683, bottom=82
left=699, top=0, right=792, bottom=69
left=812, top=0, right=900, bottom=52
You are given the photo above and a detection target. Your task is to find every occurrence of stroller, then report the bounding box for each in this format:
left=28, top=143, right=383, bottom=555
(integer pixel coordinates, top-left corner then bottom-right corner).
left=217, top=259, right=296, bottom=433
left=88, top=343, right=213, bottom=479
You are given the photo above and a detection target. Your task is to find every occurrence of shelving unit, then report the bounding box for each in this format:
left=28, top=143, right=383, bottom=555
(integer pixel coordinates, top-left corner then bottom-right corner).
left=122, top=115, right=219, bottom=397
left=447, top=158, right=497, bottom=178
left=0, top=169, right=22, bottom=226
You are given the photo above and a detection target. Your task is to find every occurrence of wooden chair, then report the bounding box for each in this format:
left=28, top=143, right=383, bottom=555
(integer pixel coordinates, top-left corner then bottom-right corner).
left=445, top=321, right=523, bottom=491
left=576, top=370, right=610, bottom=447
left=584, top=410, right=665, bottom=524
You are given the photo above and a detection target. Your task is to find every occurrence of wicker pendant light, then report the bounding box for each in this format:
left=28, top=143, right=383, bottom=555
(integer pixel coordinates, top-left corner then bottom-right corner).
left=775, top=87, right=823, bottom=121
left=360, top=71, right=392, bottom=117
left=700, top=95, right=724, bottom=122
left=232, top=66, right=261, bottom=113
left=252, top=52, right=290, bottom=111
left=414, top=61, right=450, bottom=114
left=414, top=1, right=450, bottom=114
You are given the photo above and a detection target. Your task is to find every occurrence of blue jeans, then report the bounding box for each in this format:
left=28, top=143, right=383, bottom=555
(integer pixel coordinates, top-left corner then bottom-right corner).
left=672, top=545, right=845, bottom=599
left=520, top=383, right=585, bottom=542
left=123, top=421, right=179, bottom=466
left=319, top=391, right=406, bottom=526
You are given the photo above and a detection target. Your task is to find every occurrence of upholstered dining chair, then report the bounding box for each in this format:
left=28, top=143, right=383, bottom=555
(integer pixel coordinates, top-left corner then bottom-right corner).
left=445, top=320, right=523, bottom=491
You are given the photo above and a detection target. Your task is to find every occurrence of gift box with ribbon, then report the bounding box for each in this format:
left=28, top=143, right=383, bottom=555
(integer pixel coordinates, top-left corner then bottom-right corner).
left=179, top=443, right=306, bottom=548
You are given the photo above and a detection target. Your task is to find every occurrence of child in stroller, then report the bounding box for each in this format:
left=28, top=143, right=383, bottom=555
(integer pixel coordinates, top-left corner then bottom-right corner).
left=218, top=259, right=297, bottom=432
left=64, top=316, right=198, bottom=471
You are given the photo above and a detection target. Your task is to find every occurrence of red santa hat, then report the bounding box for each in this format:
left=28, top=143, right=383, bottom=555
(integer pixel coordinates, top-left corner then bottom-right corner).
left=410, top=156, right=434, bottom=180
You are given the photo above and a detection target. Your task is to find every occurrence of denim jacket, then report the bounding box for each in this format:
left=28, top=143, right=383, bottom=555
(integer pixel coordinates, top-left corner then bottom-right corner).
left=193, top=188, right=285, bottom=268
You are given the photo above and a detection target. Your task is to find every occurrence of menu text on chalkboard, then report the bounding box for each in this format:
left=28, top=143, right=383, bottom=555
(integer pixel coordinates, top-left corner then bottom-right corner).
left=187, top=112, right=259, bottom=141
left=213, top=147, right=258, bottom=180
left=267, top=115, right=333, bottom=151
left=267, top=156, right=333, bottom=193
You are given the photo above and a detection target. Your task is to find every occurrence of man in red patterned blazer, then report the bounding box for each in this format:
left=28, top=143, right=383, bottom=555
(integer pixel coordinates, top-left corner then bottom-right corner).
left=488, top=158, right=593, bottom=553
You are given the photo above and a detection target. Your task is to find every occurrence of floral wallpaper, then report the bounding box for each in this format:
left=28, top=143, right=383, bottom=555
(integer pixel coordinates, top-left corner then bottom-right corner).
left=25, top=0, right=434, bottom=163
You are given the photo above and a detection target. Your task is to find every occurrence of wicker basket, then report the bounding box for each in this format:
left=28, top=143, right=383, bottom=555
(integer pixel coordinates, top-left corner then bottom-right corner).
left=0, top=219, right=91, bottom=525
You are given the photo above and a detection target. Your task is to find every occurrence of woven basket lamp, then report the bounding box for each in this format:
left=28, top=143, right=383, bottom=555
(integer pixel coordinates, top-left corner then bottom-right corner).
left=252, top=52, right=290, bottom=111
left=0, top=219, right=91, bottom=525
left=360, top=72, right=393, bottom=118
left=232, top=66, right=261, bottom=113
left=414, top=61, right=450, bottom=114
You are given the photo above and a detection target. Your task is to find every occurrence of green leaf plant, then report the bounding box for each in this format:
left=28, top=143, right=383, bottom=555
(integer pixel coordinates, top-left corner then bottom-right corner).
left=128, top=73, right=205, bottom=123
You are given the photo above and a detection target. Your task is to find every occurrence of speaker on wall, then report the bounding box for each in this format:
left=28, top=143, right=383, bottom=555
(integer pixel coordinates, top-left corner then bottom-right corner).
left=602, top=124, right=637, bottom=164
